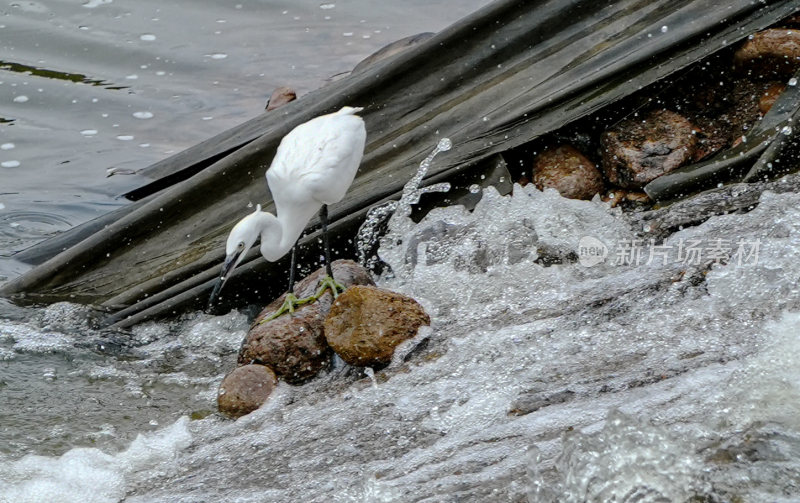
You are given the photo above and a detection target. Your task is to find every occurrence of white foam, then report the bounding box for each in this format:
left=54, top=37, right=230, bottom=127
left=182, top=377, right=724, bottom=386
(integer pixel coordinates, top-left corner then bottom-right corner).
left=0, top=417, right=191, bottom=503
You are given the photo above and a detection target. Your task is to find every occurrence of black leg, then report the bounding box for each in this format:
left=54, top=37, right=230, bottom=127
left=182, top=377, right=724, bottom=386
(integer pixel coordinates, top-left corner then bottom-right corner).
left=319, top=205, right=334, bottom=278
left=287, top=242, right=298, bottom=294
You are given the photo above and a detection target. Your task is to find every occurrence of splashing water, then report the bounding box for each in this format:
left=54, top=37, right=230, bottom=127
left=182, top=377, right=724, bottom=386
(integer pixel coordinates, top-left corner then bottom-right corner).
left=4, top=155, right=800, bottom=501
left=356, top=138, right=452, bottom=272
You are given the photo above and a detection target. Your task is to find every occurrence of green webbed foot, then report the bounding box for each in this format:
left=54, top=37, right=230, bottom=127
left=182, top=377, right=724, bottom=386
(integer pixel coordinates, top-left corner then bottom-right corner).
left=259, top=292, right=315, bottom=323
left=313, top=275, right=346, bottom=300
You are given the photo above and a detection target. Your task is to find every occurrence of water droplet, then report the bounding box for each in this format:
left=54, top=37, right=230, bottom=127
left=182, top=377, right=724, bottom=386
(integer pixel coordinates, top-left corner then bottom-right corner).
left=0, top=143, right=14, bottom=150
left=140, top=33, right=156, bottom=41
left=116, top=135, right=134, bottom=141
left=1, top=160, right=20, bottom=168
left=437, top=138, right=452, bottom=151
left=80, top=129, right=98, bottom=136
left=319, top=3, right=335, bottom=9
left=661, top=25, right=668, bottom=33
left=125, top=74, right=138, bottom=80
left=789, top=77, right=798, bottom=87
left=468, top=184, right=481, bottom=194
left=133, top=111, right=153, bottom=119
left=208, top=53, right=227, bottom=59
left=781, top=126, right=792, bottom=136
left=13, top=95, right=28, bottom=103
left=342, top=32, right=353, bottom=37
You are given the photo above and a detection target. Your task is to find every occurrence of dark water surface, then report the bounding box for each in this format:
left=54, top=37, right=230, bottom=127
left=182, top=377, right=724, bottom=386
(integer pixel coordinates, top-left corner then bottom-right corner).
left=0, top=0, right=492, bottom=282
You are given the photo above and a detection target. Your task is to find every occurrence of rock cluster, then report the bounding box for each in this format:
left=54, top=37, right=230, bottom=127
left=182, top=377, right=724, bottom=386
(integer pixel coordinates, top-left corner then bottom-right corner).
left=238, top=260, right=374, bottom=384
left=218, top=260, right=430, bottom=418
left=524, top=24, right=800, bottom=204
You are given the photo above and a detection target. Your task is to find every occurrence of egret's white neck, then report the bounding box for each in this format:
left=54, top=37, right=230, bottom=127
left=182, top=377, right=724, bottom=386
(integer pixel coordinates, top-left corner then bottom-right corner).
left=257, top=204, right=319, bottom=262
left=252, top=210, right=287, bottom=262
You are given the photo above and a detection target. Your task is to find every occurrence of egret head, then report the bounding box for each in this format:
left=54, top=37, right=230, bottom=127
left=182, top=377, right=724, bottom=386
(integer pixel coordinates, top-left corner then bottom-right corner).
left=208, top=205, right=265, bottom=307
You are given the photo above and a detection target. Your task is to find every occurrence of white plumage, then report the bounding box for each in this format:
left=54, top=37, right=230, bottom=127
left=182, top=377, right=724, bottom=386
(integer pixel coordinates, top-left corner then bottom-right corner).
left=209, top=106, right=366, bottom=307
left=266, top=106, right=366, bottom=255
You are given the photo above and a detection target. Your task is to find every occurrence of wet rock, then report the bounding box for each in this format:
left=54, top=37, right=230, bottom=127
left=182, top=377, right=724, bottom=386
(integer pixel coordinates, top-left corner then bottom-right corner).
left=324, top=285, right=430, bottom=367
left=600, top=109, right=698, bottom=189
left=531, top=145, right=604, bottom=200
left=759, top=82, right=786, bottom=114
left=217, top=364, right=278, bottom=419
left=734, top=28, right=800, bottom=77
left=238, top=260, right=374, bottom=384
left=265, top=86, right=297, bottom=111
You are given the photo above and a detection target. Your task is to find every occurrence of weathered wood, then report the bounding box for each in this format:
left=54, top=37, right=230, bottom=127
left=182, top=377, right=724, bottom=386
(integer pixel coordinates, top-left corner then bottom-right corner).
left=2, top=0, right=798, bottom=325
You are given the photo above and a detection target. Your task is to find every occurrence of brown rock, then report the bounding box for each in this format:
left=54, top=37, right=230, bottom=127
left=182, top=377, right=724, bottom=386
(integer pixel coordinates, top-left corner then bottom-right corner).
left=324, top=285, right=430, bottom=367
left=217, top=364, right=278, bottom=418
left=759, top=82, right=786, bottom=114
left=600, top=109, right=698, bottom=189
left=734, top=29, right=800, bottom=77
left=266, top=86, right=297, bottom=111
left=531, top=145, right=605, bottom=200
left=238, top=260, right=374, bottom=384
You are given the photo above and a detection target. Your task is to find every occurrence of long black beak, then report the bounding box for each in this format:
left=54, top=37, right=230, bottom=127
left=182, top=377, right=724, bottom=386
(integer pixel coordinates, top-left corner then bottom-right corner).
left=207, top=251, right=241, bottom=310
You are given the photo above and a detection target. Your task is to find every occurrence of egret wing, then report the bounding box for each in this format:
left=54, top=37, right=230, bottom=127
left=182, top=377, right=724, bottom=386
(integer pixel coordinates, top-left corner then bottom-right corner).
left=267, top=111, right=366, bottom=210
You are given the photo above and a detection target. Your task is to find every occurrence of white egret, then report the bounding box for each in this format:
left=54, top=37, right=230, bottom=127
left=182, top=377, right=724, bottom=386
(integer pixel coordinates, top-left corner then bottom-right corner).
left=208, top=106, right=367, bottom=318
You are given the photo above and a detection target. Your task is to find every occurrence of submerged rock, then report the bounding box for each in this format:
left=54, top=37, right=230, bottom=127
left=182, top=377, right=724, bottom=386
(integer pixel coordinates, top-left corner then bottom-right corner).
left=531, top=144, right=604, bottom=200
left=734, top=28, right=800, bottom=76
left=601, top=109, right=698, bottom=189
left=324, top=285, right=430, bottom=367
left=217, top=364, right=278, bottom=419
left=238, top=260, right=374, bottom=384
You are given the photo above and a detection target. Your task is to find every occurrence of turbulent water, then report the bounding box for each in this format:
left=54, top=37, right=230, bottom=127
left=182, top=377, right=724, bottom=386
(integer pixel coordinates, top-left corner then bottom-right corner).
left=2, top=179, right=800, bottom=502
left=2, top=1, right=800, bottom=501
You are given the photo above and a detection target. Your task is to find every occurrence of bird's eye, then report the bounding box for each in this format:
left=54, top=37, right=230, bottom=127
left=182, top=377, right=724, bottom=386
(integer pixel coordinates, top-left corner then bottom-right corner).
left=237, top=242, right=245, bottom=250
